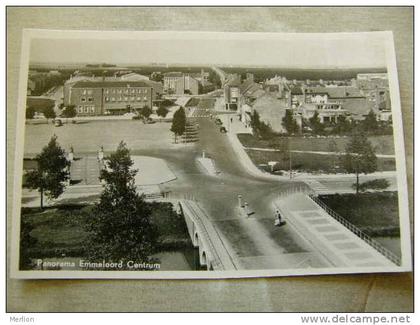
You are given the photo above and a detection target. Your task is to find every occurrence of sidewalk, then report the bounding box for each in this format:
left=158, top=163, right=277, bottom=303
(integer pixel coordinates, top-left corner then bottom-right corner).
left=246, top=147, right=396, bottom=159
left=274, top=193, right=396, bottom=268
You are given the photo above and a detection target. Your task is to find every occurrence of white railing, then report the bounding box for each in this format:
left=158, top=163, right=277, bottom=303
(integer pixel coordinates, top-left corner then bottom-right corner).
left=309, top=194, right=401, bottom=266
left=181, top=200, right=223, bottom=270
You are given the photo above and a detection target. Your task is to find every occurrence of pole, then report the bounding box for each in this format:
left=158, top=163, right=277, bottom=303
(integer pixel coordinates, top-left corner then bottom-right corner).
left=289, top=139, right=292, bottom=180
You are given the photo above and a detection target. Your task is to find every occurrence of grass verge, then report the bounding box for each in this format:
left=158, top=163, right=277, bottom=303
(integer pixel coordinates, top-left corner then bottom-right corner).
left=317, top=192, right=400, bottom=237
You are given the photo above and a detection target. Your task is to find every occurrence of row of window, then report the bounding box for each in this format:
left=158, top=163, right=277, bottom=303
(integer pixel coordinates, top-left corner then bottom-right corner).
left=104, top=96, right=149, bottom=102
left=104, top=88, right=149, bottom=94
left=80, top=97, right=94, bottom=103
left=77, top=105, right=95, bottom=113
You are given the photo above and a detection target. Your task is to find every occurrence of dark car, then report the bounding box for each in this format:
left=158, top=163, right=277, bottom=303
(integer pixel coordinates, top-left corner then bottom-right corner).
left=54, top=119, right=63, bottom=127
left=215, top=118, right=223, bottom=125
left=219, top=126, right=227, bottom=133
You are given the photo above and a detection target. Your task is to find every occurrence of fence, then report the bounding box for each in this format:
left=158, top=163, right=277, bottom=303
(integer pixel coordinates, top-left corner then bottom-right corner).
left=309, top=194, right=401, bottom=266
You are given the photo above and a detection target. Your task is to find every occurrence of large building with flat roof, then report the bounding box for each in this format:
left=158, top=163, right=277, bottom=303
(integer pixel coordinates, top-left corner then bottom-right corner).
left=66, top=80, right=154, bottom=116
left=163, top=72, right=200, bottom=95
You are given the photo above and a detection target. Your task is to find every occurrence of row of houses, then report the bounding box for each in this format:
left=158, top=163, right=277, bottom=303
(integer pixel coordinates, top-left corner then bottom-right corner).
left=226, top=72, right=392, bottom=134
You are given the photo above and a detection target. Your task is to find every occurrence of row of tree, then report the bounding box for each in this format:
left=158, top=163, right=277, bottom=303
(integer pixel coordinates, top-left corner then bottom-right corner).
left=280, top=109, right=393, bottom=137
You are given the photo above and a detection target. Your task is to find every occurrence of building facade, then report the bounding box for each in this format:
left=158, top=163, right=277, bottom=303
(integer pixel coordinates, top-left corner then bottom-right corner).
left=163, top=72, right=200, bottom=95
left=67, top=81, right=154, bottom=116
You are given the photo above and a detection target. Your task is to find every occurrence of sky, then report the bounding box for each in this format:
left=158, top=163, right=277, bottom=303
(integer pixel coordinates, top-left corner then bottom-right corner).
left=29, top=32, right=389, bottom=69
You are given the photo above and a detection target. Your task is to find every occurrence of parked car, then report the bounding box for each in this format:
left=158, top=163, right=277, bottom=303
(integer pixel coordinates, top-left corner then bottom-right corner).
left=54, top=119, right=63, bottom=127
left=215, top=118, right=223, bottom=125
left=219, top=126, right=227, bottom=133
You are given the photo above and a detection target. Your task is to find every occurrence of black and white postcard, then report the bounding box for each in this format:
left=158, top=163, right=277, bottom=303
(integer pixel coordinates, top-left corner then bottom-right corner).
left=10, top=29, right=412, bottom=279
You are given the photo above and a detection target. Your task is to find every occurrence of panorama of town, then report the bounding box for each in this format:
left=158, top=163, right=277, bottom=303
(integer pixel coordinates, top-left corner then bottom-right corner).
left=20, top=63, right=401, bottom=273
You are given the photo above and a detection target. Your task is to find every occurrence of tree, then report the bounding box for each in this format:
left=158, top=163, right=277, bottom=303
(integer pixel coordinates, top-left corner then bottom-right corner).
left=249, top=110, right=272, bottom=139
left=26, top=106, right=35, bottom=119
left=62, top=105, right=77, bottom=123
left=328, top=139, right=339, bottom=171
left=138, top=105, right=152, bottom=119
left=24, top=135, right=70, bottom=209
left=309, top=111, right=324, bottom=135
left=352, top=178, right=390, bottom=193
left=362, top=110, right=379, bottom=133
left=171, top=107, right=186, bottom=143
left=333, top=115, right=352, bottom=135
left=43, top=106, right=56, bottom=123
left=250, top=110, right=261, bottom=133
left=19, top=219, right=38, bottom=270
left=341, top=132, right=377, bottom=194
left=156, top=105, right=169, bottom=118
left=208, top=70, right=222, bottom=88
left=84, top=141, right=158, bottom=265
left=282, top=109, right=299, bottom=135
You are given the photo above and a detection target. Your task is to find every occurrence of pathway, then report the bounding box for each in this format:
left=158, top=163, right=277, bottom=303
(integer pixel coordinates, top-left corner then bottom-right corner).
left=274, top=193, right=396, bottom=268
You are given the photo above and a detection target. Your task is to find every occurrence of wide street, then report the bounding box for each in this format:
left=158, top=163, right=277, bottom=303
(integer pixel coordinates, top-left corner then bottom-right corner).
left=22, top=97, right=398, bottom=270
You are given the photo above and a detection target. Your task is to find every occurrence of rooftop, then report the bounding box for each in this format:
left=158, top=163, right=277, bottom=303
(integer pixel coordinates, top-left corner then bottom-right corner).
left=72, top=81, right=152, bottom=89
left=305, top=86, right=364, bottom=98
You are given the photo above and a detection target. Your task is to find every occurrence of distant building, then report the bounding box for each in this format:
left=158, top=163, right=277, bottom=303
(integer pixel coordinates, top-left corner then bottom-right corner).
left=66, top=80, right=154, bottom=116
left=163, top=72, right=200, bottom=95
left=223, top=75, right=242, bottom=110
left=303, top=86, right=373, bottom=121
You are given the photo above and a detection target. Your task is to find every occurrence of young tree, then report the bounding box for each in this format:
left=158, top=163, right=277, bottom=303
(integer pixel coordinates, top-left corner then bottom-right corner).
left=171, top=107, right=186, bottom=143
left=250, top=110, right=261, bottom=134
left=353, top=178, right=390, bottom=193
left=282, top=109, right=299, bottom=135
left=328, top=139, right=339, bottom=171
left=138, top=105, right=153, bottom=119
left=24, top=135, right=70, bottom=209
left=84, top=141, right=158, bottom=265
left=341, top=132, right=377, bottom=194
left=309, top=111, right=324, bottom=135
left=362, top=110, right=379, bottom=133
left=26, top=106, right=36, bottom=119
left=43, top=106, right=56, bottom=123
left=62, top=105, right=77, bottom=123
left=156, top=105, right=169, bottom=118
left=333, top=115, right=352, bottom=135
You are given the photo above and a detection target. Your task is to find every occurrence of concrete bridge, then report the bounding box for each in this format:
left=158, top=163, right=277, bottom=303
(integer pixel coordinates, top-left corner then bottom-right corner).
left=177, top=200, right=237, bottom=271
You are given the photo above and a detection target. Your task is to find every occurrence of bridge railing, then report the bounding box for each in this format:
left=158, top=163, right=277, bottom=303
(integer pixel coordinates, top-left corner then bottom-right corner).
left=309, top=194, right=401, bottom=266
left=180, top=200, right=224, bottom=270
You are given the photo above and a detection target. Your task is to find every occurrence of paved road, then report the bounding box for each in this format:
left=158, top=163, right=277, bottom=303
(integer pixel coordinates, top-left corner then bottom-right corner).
left=21, top=97, right=397, bottom=270
left=149, top=107, right=332, bottom=269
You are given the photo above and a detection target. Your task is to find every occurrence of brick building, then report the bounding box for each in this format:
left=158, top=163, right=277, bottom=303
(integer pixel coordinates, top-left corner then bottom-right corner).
left=66, top=81, right=154, bottom=116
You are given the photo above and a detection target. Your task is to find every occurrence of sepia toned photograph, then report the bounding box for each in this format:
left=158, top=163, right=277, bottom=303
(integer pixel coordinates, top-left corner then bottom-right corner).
left=10, top=29, right=411, bottom=279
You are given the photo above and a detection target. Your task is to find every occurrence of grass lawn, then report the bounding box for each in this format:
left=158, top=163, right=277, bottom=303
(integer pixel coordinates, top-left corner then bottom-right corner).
left=318, top=192, right=400, bottom=237
left=21, top=205, right=91, bottom=258
left=20, top=202, right=192, bottom=266
left=238, top=134, right=395, bottom=155
left=246, top=149, right=396, bottom=174
left=185, top=97, right=200, bottom=107
left=198, top=98, right=216, bottom=110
